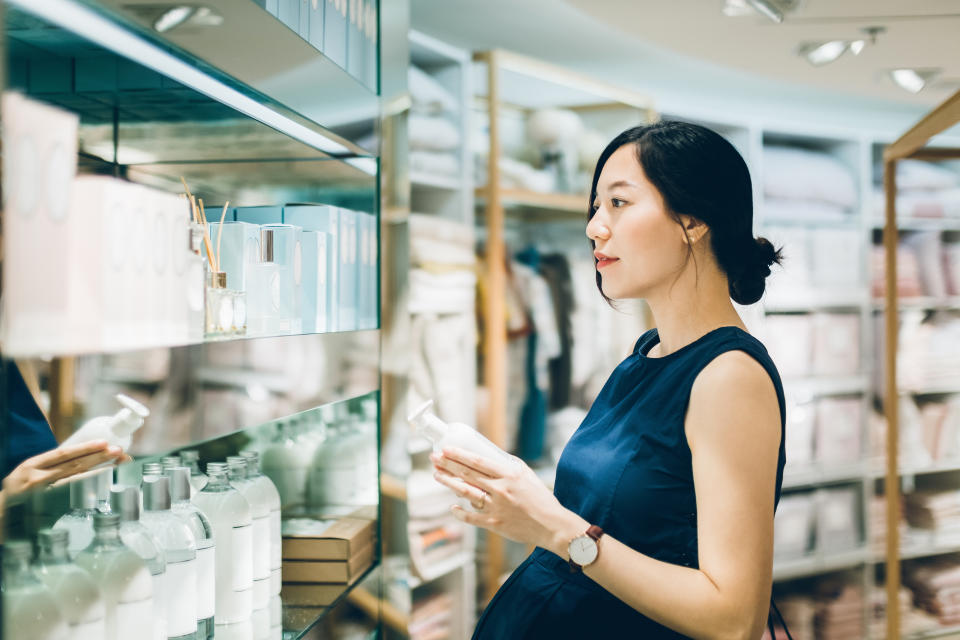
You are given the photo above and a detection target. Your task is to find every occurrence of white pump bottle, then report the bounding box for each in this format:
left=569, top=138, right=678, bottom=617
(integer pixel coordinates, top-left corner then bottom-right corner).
left=408, top=400, right=519, bottom=472
left=63, top=394, right=149, bottom=450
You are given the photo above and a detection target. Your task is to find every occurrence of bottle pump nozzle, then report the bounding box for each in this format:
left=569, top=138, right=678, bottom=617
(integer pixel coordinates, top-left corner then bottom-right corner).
left=407, top=400, right=448, bottom=444
left=112, top=393, right=150, bottom=438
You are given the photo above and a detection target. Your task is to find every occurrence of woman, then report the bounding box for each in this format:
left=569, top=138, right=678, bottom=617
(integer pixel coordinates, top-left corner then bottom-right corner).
left=432, top=121, right=787, bottom=639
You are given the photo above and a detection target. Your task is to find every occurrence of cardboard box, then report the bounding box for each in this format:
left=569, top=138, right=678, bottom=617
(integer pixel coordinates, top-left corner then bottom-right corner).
left=281, top=541, right=374, bottom=583
left=282, top=515, right=375, bottom=560
left=280, top=579, right=351, bottom=607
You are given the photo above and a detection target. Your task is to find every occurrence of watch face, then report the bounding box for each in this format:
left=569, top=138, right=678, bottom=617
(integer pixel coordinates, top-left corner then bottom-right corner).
left=568, top=535, right=598, bottom=566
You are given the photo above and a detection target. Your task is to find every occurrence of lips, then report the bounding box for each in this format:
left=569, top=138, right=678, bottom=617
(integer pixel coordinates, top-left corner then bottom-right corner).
left=594, top=251, right=619, bottom=269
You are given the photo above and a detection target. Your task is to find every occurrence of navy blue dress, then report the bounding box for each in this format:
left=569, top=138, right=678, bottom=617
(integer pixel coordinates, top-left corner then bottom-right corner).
left=473, top=326, right=787, bottom=639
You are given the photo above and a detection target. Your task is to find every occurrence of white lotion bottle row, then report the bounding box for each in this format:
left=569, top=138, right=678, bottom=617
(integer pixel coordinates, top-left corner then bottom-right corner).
left=34, top=528, right=106, bottom=640
left=226, top=456, right=271, bottom=612
left=74, top=513, right=155, bottom=640
left=2, top=540, right=69, bottom=640
left=240, top=450, right=282, bottom=595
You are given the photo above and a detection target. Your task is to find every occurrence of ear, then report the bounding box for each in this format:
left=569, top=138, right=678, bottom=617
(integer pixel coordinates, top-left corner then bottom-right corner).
left=678, top=215, right=708, bottom=245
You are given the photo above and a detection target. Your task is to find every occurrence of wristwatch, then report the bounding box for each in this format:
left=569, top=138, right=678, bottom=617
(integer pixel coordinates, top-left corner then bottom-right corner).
left=567, top=525, right=604, bottom=573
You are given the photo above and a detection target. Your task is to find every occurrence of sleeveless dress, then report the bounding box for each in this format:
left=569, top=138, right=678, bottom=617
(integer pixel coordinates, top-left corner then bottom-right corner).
left=472, top=326, right=787, bottom=640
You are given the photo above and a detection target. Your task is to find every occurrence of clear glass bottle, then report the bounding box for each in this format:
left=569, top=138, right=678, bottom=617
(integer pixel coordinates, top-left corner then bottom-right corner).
left=74, top=513, right=154, bottom=640
left=226, top=456, right=269, bottom=612
left=110, top=485, right=168, bottom=640
left=240, top=451, right=282, bottom=595
left=246, top=227, right=282, bottom=336
left=180, top=450, right=208, bottom=494
left=167, top=466, right=215, bottom=640
left=192, top=464, right=253, bottom=624
left=52, top=475, right=100, bottom=559
left=140, top=475, right=198, bottom=640
left=142, top=461, right=164, bottom=482
left=2, top=540, right=69, bottom=640
left=206, top=271, right=245, bottom=337
left=34, top=528, right=106, bottom=640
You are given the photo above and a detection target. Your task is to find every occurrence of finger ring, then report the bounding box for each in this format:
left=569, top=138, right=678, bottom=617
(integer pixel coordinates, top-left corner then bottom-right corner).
left=473, top=490, right=488, bottom=511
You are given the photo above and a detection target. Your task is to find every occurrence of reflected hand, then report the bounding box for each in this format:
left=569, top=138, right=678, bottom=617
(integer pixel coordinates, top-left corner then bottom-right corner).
left=2, top=440, right=129, bottom=498
left=431, top=446, right=586, bottom=552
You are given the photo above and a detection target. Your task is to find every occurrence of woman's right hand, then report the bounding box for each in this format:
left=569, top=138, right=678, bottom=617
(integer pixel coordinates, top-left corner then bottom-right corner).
left=2, top=440, right=128, bottom=498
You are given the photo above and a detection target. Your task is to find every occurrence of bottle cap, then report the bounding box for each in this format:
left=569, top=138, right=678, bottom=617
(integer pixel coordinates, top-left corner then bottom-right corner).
left=93, top=512, right=121, bottom=532
left=226, top=456, right=248, bottom=481
left=110, top=485, right=141, bottom=522
left=239, top=450, right=260, bottom=473
left=166, top=467, right=192, bottom=502
left=142, top=462, right=164, bottom=478
left=142, top=476, right=171, bottom=511
left=260, top=228, right=275, bottom=263
left=207, top=467, right=227, bottom=482
left=37, top=528, right=69, bottom=552
left=70, top=475, right=100, bottom=510
left=180, top=450, right=200, bottom=463
left=406, top=399, right=446, bottom=443
left=112, top=393, right=150, bottom=438
left=3, top=540, right=32, bottom=563
left=206, top=461, right=228, bottom=474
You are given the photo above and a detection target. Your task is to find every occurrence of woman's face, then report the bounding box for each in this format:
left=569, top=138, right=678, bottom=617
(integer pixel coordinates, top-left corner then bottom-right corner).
left=586, top=143, right=691, bottom=300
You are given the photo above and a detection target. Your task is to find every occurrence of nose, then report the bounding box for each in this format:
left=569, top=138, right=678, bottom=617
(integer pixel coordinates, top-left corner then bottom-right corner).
left=586, top=207, right=611, bottom=243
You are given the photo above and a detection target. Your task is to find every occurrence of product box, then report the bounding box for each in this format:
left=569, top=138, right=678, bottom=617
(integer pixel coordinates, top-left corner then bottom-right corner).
left=234, top=205, right=283, bottom=226
left=281, top=541, right=374, bottom=583
left=346, top=0, right=364, bottom=83
left=363, top=0, right=377, bottom=92
left=284, top=205, right=339, bottom=331
left=280, top=578, right=354, bottom=606
left=281, top=512, right=375, bottom=561
left=300, top=230, right=329, bottom=333
left=337, top=208, right=358, bottom=330
left=1, top=92, right=80, bottom=355
left=308, top=0, right=324, bottom=51
left=277, top=0, right=300, bottom=32
left=323, top=0, right=347, bottom=69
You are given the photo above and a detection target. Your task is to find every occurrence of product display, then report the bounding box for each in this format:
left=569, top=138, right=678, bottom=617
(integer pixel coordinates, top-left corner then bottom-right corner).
left=2, top=541, right=69, bottom=640
left=34, top=529, right=106, bottom=640
left=74, top=513, right=155, bottom=640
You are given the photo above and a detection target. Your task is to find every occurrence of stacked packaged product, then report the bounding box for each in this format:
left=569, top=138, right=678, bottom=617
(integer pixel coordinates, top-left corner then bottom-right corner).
left=905, top=558, right=960, bottom=628
left=773, top=488, right=861, bottom=560
left=871, top=232, right=960, bottom=301
left=868, top=584, right=939, bottom=639
left=408, top=66, right=461, bottom=181
left=872, top=159, right=960, bottom=222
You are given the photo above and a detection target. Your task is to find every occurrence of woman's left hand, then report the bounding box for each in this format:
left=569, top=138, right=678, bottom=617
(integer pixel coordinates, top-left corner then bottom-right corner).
left=431, top=447, right=587, bottom=554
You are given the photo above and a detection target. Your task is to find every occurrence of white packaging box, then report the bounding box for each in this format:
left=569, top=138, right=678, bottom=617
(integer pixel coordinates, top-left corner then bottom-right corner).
left=1, top=92, right=80, bottom=355
left=301, top=230, right=329, bottom=333
left=162, top=192, right=195, bottom=346
left=284, top=205, right=339, bottom=332
left=337, top=208, right=358, bottom=331
left=356, top=212, right=368, bottom=330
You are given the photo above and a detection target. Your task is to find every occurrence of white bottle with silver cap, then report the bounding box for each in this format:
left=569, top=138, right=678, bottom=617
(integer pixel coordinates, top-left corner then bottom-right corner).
left=52, top=475, right=100, bottom=559
left=140, top=475, right=198, bottom=640
left=240, top=450, right=282, bottom=595
left=193, top=463, right=253, bottom=624
left=226, top=456, right=269, bottom=613
left=179, top=450, right=208, bottom=494
left=407, top=399, right=519, bottom=471
left=110, top=485, right=168, bottom=640
left=166, top=466, right=216, bottom=640
left=2, top=540, right=69, bottom=640
left=34, top=528, right=106, bottom=640
left=75, top=513, right=154, bottom=640
left=62, top=393, right=150, bottom=452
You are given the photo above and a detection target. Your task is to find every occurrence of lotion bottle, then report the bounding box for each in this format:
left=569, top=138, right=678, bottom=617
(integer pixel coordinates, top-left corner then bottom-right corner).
left=226, top=457, right=269, bottom=613
left=34, top=528, right=106, bottom=640
left=407, top=400, right=519, bottom=471
left=1, top=540, right=68, bottom=640
left=52, top=475, right=100, bottom=558
left=62, top=394, right=149, bottom=451
left=239, top=451, right=282, bottom=595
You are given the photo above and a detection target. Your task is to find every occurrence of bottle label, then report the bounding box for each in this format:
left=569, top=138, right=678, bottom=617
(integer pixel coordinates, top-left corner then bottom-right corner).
left=166, top=559, right=198, bottom=636
left=197, top=545, right=216, bottom=619
left=253, top=515, right=270, bottom=580
left=269, top=508, right=282, bottom=573
left=115, top=596, right=153, bottom=638
left=233, top=523, right=254, bottom=591
left=152, top=572, right=167, bottom=640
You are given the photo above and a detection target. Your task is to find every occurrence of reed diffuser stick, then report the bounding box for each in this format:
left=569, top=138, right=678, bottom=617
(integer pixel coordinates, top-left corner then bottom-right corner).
left=197, top=199, right=217, bottom=272
left=216, top=201, right=229, bottom=271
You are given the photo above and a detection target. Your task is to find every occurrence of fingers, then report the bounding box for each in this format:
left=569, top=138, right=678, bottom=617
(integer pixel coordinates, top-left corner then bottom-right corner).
left=431, top=452, right=494, bottom=492
left=434, top=469, right=486, bottom=505
left=33, top=440, right=112, bottom=469
left=440, top=446, right=510, bottom=478
left=451, top=504, right=495, bottom=527
left=43, top=447, right=124, bottom=485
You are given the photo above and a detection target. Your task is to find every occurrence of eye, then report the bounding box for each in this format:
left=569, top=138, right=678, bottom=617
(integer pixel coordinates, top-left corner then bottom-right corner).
left=611, top=197, right=627, bottom=208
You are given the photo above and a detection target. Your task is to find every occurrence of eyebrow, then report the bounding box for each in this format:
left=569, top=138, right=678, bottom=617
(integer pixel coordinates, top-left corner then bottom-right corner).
left=601, top=179, right=639, bottom=190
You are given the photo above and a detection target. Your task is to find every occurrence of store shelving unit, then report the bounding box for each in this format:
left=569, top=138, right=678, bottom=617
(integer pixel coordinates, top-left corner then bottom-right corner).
left=0, top=0, right=387, bottom=636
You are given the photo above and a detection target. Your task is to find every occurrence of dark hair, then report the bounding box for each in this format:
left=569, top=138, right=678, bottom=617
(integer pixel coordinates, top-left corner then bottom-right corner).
left=588, top=120, right=782, bottom=305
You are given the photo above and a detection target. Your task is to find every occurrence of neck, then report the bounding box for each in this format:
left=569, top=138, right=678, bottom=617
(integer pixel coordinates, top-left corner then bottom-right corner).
left=644, top=258, right=745, bottom=356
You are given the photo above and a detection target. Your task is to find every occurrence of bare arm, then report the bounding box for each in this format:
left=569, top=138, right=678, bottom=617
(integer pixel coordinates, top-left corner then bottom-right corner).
left=435, top=350, right=781, bottom=640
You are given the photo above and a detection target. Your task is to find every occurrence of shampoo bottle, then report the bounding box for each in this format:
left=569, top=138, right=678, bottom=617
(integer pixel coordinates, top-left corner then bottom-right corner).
left=239, top=451, right=282, bottom=595
left=2, top=540, right=69, bottom=640
left=74, top=513, right=154, bottom=640
left=62, top=393, right=150, bottom=451
left=52, top=475, right=100, bottom=558
left=34, top=528, right=106, bottom=640
left=226, top=456, right=269, bottom=613
left=180, top=450, right=209, bottom=494
left=407, top=400, right=519, bottom=471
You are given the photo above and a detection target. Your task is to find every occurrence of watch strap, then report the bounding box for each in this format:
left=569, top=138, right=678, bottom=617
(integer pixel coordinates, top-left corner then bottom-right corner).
left=567, top=524, right=604, bottom=573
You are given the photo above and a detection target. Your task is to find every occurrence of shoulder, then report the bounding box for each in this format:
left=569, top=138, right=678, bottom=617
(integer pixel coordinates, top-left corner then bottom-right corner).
left=686, top=349, right=781, bottom=448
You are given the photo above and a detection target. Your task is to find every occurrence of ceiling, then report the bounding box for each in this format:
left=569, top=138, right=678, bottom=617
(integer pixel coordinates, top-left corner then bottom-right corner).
left=411, top=0, right=960, bottom=130
left=566, top=0, right=960, bottom=106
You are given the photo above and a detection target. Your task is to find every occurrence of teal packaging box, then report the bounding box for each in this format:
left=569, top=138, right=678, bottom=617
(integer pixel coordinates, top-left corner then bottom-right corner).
left=234, top=206, right=283, bottom=226
left=284, top=205, right=339, bottom=332
left=278, top=0, right=300, bottom=31
left=308, top=0, right=324, bottom=51
left=300, top=230, right=329, bottom=333
left=337, top=208, right=357, bottom=331
left=364, top=0, right=377, bottom=92
left=323, top=0, right=347, bottom=69
left=347, top=0, right=365, bottom=82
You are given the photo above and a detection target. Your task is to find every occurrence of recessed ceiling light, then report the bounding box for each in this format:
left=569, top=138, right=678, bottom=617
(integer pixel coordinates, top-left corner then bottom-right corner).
left=798, top=41, right=849, bottom=66
left=889, top=68, right=942, bottom=94
left=745, top=0, right=784, bottom=23
left=849, top=40, right=866, bottom=56
left=153, top=6, right=194, bottom=33
left=723, top=0, right=799, bottom=21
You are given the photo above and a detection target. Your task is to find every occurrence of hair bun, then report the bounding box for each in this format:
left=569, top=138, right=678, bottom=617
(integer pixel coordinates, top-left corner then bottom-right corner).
left=729, top=236, right=782, bottom=305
